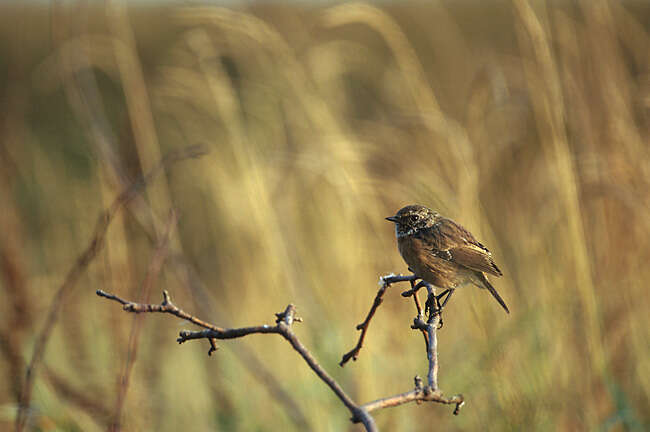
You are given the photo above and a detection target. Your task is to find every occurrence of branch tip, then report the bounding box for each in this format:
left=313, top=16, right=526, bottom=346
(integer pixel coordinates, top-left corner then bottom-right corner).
left=453, top=398, right=465, bottom=415
left=275, top=304, right=299, bottom=326
left=208, top=338, right=219, bottom=355
left=340, top=272, right=421, bottom=367
left=414, top=375, right=423, bottom=391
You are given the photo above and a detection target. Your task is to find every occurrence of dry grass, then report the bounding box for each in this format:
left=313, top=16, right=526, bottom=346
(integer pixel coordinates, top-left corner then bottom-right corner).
left=1, top=1, right=649, bottom=430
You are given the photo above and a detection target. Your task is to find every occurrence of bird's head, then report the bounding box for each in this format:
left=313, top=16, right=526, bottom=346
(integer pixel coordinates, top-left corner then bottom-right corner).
left=385, top=205, right=439, bottom=237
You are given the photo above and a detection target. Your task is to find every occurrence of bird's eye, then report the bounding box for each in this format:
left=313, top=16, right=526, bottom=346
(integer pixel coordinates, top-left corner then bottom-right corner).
left=411, top=214, right=420, bottom=222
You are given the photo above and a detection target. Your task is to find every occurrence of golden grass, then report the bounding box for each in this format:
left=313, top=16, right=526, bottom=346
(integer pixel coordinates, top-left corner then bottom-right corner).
left=0, top=1, right=649, bottom=430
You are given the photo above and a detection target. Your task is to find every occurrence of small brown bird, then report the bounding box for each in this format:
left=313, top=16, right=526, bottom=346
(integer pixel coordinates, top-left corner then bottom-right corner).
left=386, top=204, right=509, bottom=314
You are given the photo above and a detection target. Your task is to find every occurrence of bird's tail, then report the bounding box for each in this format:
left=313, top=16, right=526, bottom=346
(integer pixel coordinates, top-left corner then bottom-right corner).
left=480, top=274, right=510, bottom=314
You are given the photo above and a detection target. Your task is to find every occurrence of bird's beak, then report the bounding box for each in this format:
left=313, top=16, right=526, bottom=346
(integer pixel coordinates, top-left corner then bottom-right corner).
left=385, top=216, right=399, bottom=223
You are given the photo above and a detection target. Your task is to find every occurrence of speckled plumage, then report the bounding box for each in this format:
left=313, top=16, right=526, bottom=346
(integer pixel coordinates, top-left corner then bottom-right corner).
left=386, top=204, right=509, bottom=313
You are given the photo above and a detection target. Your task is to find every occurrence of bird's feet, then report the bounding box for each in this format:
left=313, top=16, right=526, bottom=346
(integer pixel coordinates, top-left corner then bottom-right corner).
left=425, top=289, right=455, bottom=329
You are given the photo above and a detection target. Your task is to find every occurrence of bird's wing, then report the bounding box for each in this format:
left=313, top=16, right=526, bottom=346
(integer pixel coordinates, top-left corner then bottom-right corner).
left=445, top=244, right=503, bottom=276
left=420, top=218, right=503, bottom=277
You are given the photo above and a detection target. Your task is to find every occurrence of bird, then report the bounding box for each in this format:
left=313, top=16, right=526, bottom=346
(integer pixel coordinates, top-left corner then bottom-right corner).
left=386, top=204, right=509, bottom=314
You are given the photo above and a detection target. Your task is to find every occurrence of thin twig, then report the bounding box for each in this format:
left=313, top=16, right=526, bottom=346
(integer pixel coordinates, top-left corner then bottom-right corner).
left=412, top=315, right=440, bottom=391
left=99, top=277, right=464, bottom=431
left=406, top=279, right=429, bottom=352
left=408, top=279, right=424, bottom=317
left=98, top=291, right=378, bottom=431
left=344, top=274, right=464, bottom=417
left=360, top=387, right=464, bottom=416
left=340, top=274, right=418, bottom=366
left=109, top=211, right=177, bottom=432
left=129, top=238, right=312, bottom=428
left=15, top=145, right=206, bottom=432
left=414, top=285, right=440, bottom=390
left=96, top=289, right=225, bottom=335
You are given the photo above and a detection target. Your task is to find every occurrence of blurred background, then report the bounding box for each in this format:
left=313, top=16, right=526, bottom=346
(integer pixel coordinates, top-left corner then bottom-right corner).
left=1, top=0, right=649, bottom=430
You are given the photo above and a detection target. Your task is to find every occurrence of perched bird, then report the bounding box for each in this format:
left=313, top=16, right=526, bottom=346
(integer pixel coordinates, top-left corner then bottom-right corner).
left=386, top=204, right=509, bottom=314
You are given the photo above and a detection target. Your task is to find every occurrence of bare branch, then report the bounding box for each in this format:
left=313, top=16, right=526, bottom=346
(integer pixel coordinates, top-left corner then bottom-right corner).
left=176, top=326, right=278, bottom=343
left=98, top=290, right=378, bottom=431
left=406, top=279, right=429, bottom=352
left=361, top=386, right=464, bottom=416
left=410, top=285, right=440, bottom=390
left=99, top=270, right=465, bottom=431
left=342, top=274, right=464, bottom=420
left=15, top=145, right=206, bottom=432
left=412, top=315, right=440, bottom=390
left=96, top=289, right=226, bottom=335
left=340, top=274, right=418, bottom=366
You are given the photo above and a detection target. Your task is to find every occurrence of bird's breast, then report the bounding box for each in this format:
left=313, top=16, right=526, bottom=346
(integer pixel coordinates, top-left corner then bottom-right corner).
left=397, top=234, right=464, bottom=289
